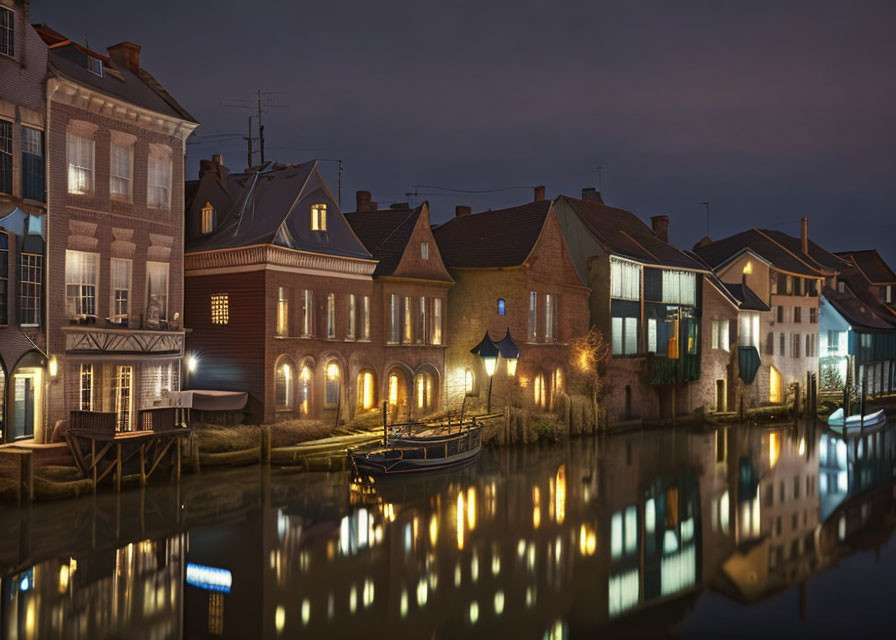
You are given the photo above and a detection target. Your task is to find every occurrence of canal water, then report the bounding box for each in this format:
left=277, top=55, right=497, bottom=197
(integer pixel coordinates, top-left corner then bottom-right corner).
left=2, top=422, right=895, bottom=639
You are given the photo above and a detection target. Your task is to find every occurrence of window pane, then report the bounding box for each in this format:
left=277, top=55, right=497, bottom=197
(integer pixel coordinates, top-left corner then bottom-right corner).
left=0, top=120, right=11, bottom=195
left=612, top=317, right=623, bottom=355
left=647, top=318, right=657, bottom=353
left=624, top=317, right=638, bottom=355
left=21, top=127, right=44, bottom=201
left=146, top=262, right=169, bottom=322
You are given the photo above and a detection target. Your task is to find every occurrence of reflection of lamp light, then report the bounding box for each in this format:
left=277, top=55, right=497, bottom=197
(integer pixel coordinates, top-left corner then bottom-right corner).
left=327, top=362, right=340, bottom=380
left=48, top=355, right=58, bottom=377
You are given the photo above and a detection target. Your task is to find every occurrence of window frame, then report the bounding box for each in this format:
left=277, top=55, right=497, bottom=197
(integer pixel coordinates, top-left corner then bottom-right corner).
left=311, top=203, right=327, bottom=231
left=528, top=291, right=537, bottom=341
left=210, top=293, right=229, bottom=325
left=109, top=137, right=134, bottom=202
left=0, top=119, right=11, bottom=196
left=431, top=297, right=443, bottom=345
left=200, top=202, right=215, bottom=234
left=109, top=257, right=132, bottom=324
left=145, top=261, right=170, bottom=322
left=0, top=232, right=8, bottom=325
left=0, top=6, right=14, bottom=58
left=361, top=295, right=371, bottom=340
left=421, top=241, right=429, bottom=260
left=276, top=286, right=288, bottom=336
left=66, top=129, right=95, bottom=195
left=147, top=144, right=173, bottom=209
left=18, top=251, right=42, bottom=327
left=326, top=293, right=336, bottom=339
left=21, top=126, right=44, bottom=202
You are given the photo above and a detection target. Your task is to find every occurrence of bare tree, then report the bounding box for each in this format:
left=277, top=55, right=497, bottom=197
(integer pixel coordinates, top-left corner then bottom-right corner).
left=569, top=327, right=612, bottom=433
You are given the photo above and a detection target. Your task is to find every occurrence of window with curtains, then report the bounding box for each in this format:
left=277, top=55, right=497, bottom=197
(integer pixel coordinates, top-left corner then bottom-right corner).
left=711, top=320, right=730, bottom=351
left=19, top=251, right=42, bottom=326
left=417, top=297, right=426, bottom=344
left=738, top=312, right=760, bottom=349
left=612, top=300, right=639, bottom=356
left=79, top=364, right=94, bottom=411
left=110, top=137, right=133, bottom=201
left=0, top=119, right=11, bottom=195
left=0, top=233, right=7, bottom=325
left=277, top=287, right=288, bottom=336
left=21, top=127, right=44, bottom=201
left=647, top=318, right=657, bottom=353
left=611, top=259, right=641, bottom=301
left=533, top=373, right=546, bottom=408
left=65, top=250, right=98, bottom=319
left=301, top=289, right=313, bottom=336
left=529, top=291, right=537, bottom=341
left=67, top=129, right=95, bottom=194
left=147, top=144, right=172, bottom=209
left=145, top=261, right=169, bottom=322
left=388, top=294, right=399, bottom=343
left=432, top=298, right=443, bottom=345
left=361, top=295, right=370, bottom=340
left=544, top=294, right=557, bottom=341
left=110, top=258, right=131, bottom=323
left=327, top=293, right=335, bottom=338
left=659, top=270, right=697, bottom=305
left=348, top=294, right=356, bottom=339
left=403, top=296, right=413, bottom=344
left=0, top=6, right=13, bottom=58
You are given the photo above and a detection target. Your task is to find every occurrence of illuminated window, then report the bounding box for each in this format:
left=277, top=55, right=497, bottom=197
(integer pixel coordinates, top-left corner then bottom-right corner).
left=299, top=365, right=312, bottom=416
left=110, top=134, right=134, bottom=201
left=528, top=292, right=537, bottom=340
left=357, top=371, right=375, bottom=410
left=464, top=369, right=476, bottom=395
left=415, top=372, right=434, bottom=411
left=209, top=592, right=224, bottom=636
left=110, top=258, right=131, bottom=324
left=201, top=202, right=215, bottom=234
left=389, top=373, right=400, bottom=405
left=544, top=294, right=557, bottom=341
left=421, top=242, right=429, bottom=260
left=211, top=293, right=229, bottom=325
left=147, top=144, right=172, bottom=209
left=497, top=298, right=506, bottom=316
left=348, top=294, right=356, bottom=339
left=431, top=298, right=442, bottom=345
left=275, top=359, right=293, bottom=410
left=325, top=361, right=341, bottom=405
left=552, top=368, right=563, bottom=395
left=403, top=296, right=413, bottom=343
left=19, top=252, right=42, bottom=326
left=388, top=294, right=399, bottom=343
left=114, top=365, right=133, bottom=431
left=80, top=364, right=94, bottom=411
left=67, top=128, right=95, bottom=194
left=534, top=373, right=546, bottom=408
left=301, top=289, right=313, bottom=336
left=770, top=366, right=782, bottom=403
left=417, top=297, right=426, bottom=344
left=743, top=260, right=753, bottom=275
left=145, top=261, right=169, bottom=322
left=277, top=287, right=288, bottom=336
left=65, top=250, right=98, bottom=319
left=361, top=295, right=370, bottom=340
left=311, top=203, right=327, bottom=231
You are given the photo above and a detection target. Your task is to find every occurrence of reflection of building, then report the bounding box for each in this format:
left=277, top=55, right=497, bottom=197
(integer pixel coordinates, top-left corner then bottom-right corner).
left=0, top=2, right=48, bottom=442
left=0, top=535, right=185, bottom=639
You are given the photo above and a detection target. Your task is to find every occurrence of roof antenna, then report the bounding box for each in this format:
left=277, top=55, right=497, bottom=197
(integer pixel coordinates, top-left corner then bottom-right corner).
left=702, top=202, right=710, bottom=238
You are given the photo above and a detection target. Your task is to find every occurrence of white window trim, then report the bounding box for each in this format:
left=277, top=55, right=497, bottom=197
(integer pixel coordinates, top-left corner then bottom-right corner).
left=109, top=257, right=132, bottom=323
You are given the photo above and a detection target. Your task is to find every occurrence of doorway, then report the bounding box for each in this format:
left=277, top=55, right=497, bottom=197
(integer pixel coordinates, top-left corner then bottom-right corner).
left=770, top=366, right=782, bottom=403
left=11, top=368, right=41, bottom=440
left=715, top=379, right=726, bottom=412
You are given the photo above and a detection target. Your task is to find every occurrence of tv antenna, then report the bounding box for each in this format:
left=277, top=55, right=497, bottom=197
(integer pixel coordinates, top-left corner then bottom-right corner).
left=221, top=90, right=288, bottom=168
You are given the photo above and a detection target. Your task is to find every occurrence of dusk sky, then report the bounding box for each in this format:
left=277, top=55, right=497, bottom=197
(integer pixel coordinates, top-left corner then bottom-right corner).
left=34, top=0, right=896, bottom=264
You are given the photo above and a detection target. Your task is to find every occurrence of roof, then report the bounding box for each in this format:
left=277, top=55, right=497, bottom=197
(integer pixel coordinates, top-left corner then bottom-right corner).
left=186, top=161, right=372, bottom=260
left=758, top=229, right=841, bottom=273
left=693, top=229, right=829, bottom=277
left=344, top=206, right=422, bottom=276
left=432, top=200, right=552, bottom=268
left=557, top=196, right=706, bottom=271
left=823, top=286, right=895, bottom=330
left=835, top=249, right=896, bottom=284
left=722, top=282, right=771, bottom=312
left=33, top=24, right=196, bottom=123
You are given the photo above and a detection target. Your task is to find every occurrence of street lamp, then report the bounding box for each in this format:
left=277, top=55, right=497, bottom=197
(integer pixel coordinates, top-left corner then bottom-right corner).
left=470, top=332, right=499, bottom=413
left=495, top=330, right=520, bottom=377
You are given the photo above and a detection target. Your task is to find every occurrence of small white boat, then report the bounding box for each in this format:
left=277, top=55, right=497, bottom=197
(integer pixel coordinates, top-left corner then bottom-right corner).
left=827, top=407, right=887, bottom=432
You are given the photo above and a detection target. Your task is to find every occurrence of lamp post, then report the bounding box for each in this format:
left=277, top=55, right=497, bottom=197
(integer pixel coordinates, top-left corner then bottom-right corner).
left=471, top=329, right=520, bottom=414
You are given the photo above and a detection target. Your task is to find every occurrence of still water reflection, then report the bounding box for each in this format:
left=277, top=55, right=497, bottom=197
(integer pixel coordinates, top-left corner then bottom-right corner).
left=2, top=422, right=896, bottom=639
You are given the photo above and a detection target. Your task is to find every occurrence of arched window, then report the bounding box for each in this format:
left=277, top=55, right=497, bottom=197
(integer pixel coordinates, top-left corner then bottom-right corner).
left=275, top=359, right=293, bottom=410
left=551, top=368, right=563, bottom=409
left=299, top=365, right=312, bottom=416
left=534, top=373, right=546, bottom=408
left=414, top=372, right=434, bottom=412
left=497, top=298, right=506, bottom=316
left=325, top=361, right=341, bottom=405
left=464, top=368, right=476, bottom=396
left=388, top=372, right=400, bottom=406
left=357, top=370, right=375, bottom=410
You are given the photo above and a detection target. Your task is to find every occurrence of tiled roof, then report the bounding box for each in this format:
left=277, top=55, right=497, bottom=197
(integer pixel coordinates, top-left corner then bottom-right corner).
left=558, top=196, right=706, bottom=271
left=433, top=200, right=551, bottom=268
left=759, top=229, right=841, bottom=273
left=835, top=249, right=896, bottom=284
left=34, top=24, right=196, bottom=122
left=186, top=161, right=372, bottom=260
left=345, top=207, right=421, bottom=276
left=722, top=282, right=771, bottom=312
left=693, top=229, right=827, bottom=277
left=823, top=286, right=895, bottom=330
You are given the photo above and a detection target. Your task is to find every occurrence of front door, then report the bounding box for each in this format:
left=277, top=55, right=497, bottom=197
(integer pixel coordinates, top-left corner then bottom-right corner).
left=13, top=376, right=34, bottom=439
left=716, top=379, right=726, bottom=412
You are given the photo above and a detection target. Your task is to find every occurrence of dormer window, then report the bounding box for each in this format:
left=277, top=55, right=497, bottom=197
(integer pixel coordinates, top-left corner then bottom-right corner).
left=421, top=241, right=429, bottom=260
left=201, top=202, right=215, bottom=234
left=87, top=56, right=103, bottom=77
left=0, top=7, right=14, bottom=58
left=311, top=204, right=327, bottom=231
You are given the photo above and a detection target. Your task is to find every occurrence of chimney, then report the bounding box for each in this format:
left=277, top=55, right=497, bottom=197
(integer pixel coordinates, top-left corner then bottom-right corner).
left=455, top=205, right=471, bottom=218
left=801, top=217, right=809, bottom=254
left=581, top=187, right=603, bottom=203
left=356, top=190, right=372, bottom=212
left=107, top=42, right=141, bottom=73
left=533, top=185, right=545, bottom=201
left=651, top=215, right=670, bottom=243
left=199, top=154, right=225, bottom=179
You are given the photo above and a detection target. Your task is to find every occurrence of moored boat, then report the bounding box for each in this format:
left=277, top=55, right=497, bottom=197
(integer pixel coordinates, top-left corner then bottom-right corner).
left=827, top=407, right=887, bottom=433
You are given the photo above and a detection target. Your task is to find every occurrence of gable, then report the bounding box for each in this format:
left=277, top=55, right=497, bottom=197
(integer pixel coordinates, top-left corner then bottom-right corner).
left=392, top=205, right=453, bottom=283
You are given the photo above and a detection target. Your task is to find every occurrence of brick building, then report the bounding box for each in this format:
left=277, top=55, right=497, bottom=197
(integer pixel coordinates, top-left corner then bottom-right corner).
left=552, top=190, right=709, bottom=424
left=36, top=24, right=197, bottom=440
left=693, top=220, right=838, bottom=407
left=0, top=0, right=48, bottom=442
left=432, top=192, right=590, bottom=414
left=344, top=194, right=453, bottom=424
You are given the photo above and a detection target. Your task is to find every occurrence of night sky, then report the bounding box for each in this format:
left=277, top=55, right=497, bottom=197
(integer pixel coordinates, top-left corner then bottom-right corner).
left=33, top=0, right=896, bottom=265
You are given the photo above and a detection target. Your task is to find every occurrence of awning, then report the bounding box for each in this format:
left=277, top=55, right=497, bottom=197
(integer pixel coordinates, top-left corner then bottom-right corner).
left=177, top=390, right=248, bottom=411
left=738, top=346, right=761, bottom=385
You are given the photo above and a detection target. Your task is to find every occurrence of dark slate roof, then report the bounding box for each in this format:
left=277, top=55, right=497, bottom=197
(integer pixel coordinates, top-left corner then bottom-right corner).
left=835, top=249, right=896, bottom=284
left=722, top=283, right=772, bottom=312
left=823, top=286, right=895, bottom=330
left=558, top=196, right=706, bottom=271
left=433, top=200, right=552, bottom=268
left=34, top=25, right=195, bottom=122
left=759, top=229, right=841, bottom=273
left=186, top=161, right=372, bottom=260
left=344, top=206, right=421, bottom=276
left=692, top=229, right=826, bottom=277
